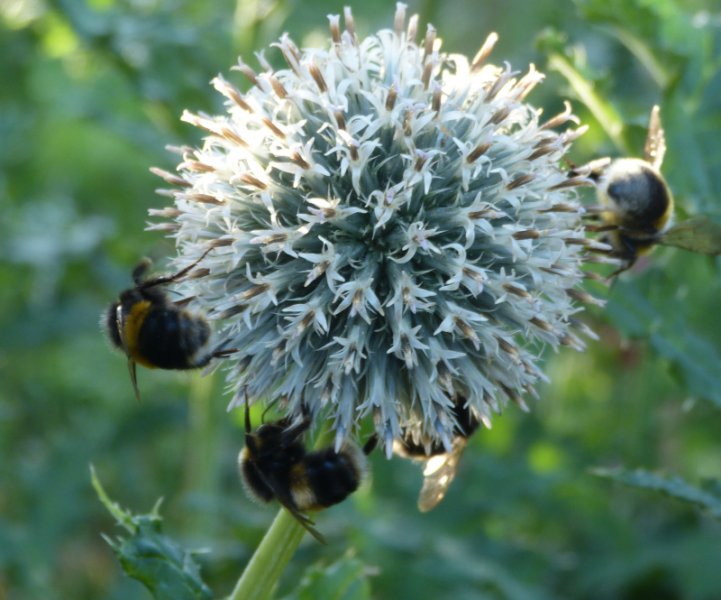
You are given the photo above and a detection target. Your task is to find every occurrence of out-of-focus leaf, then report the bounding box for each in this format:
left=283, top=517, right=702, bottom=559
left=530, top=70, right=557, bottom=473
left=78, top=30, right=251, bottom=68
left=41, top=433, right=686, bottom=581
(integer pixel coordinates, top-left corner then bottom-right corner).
left=91, top=467, right=213, bottom=600
left=650, top=329, right=721, bottom=409
left=593, top=467, right=721, bottom=519
left=606, top=279, right=721, bottom=410
left=538, top=28, right=626, bottom=153
left=281, top=552, right=372, bottom=600
left=576, top=0, right=700, bottom=66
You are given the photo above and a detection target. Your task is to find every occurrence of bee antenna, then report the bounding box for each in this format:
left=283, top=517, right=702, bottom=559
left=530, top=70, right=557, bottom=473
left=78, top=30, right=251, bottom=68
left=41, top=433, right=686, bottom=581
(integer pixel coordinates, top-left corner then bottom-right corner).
left=140, top=246, right=214, bottom=290
left=261, top=402, right=274, bottom=424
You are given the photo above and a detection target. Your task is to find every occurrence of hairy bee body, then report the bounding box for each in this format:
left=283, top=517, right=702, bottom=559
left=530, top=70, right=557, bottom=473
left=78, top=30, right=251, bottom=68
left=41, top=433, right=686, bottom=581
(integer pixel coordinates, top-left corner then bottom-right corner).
left=588, top=156, right=673, bottom=266
left=573, top=106, right=721, bottom=274
left=240, top=405, right=375, bottom=543
left=104, top=249, right=220, bottom=399
left=106, top=287, right=211, bottom=370
left=602, top=158, right=672, bottom=232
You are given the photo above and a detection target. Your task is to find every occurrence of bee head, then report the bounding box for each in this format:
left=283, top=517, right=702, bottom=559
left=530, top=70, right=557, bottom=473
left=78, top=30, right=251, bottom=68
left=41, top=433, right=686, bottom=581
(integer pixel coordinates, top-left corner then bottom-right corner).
left=103, top=301, right=123, bottom=350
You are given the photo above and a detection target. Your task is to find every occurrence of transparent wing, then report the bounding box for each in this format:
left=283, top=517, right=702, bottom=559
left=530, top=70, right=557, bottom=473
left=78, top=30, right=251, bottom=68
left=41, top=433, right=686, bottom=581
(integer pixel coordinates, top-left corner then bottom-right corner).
left=661, top=215, right=721, bottom=255
left=417, top=436, right=468, bottom=512
left=644, top=105, right=666, bottom=170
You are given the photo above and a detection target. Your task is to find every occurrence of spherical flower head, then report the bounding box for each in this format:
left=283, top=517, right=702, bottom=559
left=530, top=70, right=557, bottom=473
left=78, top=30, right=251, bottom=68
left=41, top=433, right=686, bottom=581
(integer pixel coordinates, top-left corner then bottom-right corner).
left=150, top=4, right=598, bottom=454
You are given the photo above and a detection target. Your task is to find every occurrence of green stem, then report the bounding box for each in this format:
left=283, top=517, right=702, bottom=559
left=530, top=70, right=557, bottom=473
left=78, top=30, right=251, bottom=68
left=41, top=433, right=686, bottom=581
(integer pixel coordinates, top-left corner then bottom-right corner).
left=227, top=507, right=306, bottom=600
left=184, top=372, right=220, bottom=534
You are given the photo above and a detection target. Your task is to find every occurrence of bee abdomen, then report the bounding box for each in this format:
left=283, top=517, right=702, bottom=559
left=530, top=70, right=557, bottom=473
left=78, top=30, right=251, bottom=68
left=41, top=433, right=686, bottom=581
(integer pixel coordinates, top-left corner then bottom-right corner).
left=138, top=308, right=211, bottom=369
left=294, top=445, right=366, bottom=510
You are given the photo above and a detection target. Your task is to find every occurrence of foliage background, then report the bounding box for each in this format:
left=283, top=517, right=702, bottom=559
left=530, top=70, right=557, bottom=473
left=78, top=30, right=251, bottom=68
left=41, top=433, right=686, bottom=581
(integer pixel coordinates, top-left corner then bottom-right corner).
left=2, top=0, right=721, bottom=598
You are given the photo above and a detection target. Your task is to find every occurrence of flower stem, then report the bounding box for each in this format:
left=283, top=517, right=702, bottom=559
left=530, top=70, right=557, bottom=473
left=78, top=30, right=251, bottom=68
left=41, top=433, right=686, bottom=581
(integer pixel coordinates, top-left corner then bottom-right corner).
left=227, top=506, right=306, bottom=600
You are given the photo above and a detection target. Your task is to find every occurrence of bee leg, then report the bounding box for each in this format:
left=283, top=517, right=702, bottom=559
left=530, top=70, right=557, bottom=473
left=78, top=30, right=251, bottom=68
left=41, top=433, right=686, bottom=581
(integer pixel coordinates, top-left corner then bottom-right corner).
left=567, top=157, right=612, bottom=180
left=605, top=260, right=634, bottom=281
left=585, top=223, right=619, bottom=234
left=244, top=399, right=253, bottom=434
left=363, top=434, right=379, bottom=456
left=127, top=359, right=141, bottom=401
left=282, top=505, right=327, bottom=544
left=562, top=156, right=578, bottom=171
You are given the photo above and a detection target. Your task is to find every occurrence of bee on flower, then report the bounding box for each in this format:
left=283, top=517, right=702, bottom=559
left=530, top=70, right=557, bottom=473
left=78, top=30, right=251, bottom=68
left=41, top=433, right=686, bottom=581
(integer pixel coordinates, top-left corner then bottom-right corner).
left=149, top=3, right=600, bottom=483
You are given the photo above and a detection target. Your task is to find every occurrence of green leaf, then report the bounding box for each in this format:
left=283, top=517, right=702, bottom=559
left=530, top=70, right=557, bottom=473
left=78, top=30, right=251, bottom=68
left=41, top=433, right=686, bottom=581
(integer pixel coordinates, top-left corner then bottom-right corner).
left=543, top=46, right=627, bottom=153
left=605, top=279, right=721, bottom=410
left=649, top=329, right=721, bottom=410
left=91, top=466, right=213, bottom=600
left=661, top=216, right=721, bottom=256
left=593, top=467, right=721, bottom=519
left=281, top=552, right=372, bottom=600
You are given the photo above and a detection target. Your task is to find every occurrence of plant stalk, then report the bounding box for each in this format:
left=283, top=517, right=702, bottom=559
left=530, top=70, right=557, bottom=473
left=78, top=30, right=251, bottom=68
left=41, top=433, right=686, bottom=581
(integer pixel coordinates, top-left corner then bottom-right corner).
left=227, top=507, right=306, bottom=600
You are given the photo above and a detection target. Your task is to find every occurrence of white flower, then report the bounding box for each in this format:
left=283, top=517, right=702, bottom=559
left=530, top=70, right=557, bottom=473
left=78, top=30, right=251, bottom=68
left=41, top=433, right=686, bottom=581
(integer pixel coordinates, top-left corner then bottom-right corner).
left=152, top=4, right=598, bottom=453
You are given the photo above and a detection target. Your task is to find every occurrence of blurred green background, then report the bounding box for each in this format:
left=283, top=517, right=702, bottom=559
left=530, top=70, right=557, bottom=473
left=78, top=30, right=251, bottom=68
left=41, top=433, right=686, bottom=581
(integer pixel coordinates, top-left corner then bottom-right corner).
left=2, top=0, right=721, bottom=598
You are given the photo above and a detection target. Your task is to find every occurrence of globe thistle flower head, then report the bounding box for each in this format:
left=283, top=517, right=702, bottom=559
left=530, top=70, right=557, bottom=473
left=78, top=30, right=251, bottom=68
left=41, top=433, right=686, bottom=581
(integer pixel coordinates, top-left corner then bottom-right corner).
left=151, top=4, right=599, bottom=455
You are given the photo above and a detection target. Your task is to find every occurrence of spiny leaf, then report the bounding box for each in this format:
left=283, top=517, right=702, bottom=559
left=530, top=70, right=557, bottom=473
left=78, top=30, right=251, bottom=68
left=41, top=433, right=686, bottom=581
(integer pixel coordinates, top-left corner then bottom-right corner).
left=606, top=281, right=721, bottom=410
left=281, top=551, right=373, bottom=600
left=92, top=466, right=213, bottom=600
left=593, top=467, right=721, bottom=519
left=650, top=329, right=721, bottom=410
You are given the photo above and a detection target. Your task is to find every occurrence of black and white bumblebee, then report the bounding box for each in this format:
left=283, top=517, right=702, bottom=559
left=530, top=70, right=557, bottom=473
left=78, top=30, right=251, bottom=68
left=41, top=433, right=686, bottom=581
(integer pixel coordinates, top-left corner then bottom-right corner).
left=570, top=105, right=721, bottom=277
left=239, top=403, right=377, bottom=543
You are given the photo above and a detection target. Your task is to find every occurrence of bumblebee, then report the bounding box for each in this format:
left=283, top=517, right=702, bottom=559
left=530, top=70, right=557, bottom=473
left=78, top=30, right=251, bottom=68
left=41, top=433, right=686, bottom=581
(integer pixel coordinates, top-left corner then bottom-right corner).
left=571, top=105, right=721, bottom=276
left=239, top=403, right=377, bottom=544
left=393, top=400, right=480, bottom=512
left=105, top=247, right=227, bottom=400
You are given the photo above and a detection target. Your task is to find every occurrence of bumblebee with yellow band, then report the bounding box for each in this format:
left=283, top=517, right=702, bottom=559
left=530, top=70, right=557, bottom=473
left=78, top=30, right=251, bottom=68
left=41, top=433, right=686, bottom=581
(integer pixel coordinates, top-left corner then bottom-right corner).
left=104, top=247, right=230, bottom=400
left=239, top=402, right=377, bottom=544
left=571, top=105, right=721, bottom=277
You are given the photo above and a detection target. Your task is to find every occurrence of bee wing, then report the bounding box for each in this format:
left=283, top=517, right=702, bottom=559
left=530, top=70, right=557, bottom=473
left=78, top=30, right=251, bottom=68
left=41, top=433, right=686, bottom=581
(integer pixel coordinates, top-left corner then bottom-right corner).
left=417, top=436, right=468, bottom=512
left=661, top=216, right=721, bottom=256
left=644, top=105, right=666, bottom=170
left=116, top=304, right=141, bottom=401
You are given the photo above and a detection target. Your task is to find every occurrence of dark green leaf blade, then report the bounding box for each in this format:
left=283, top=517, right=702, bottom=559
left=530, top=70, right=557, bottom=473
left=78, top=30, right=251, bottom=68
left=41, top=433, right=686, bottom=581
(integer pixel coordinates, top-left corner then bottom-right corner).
left=661, top=216, right=721, bottom=255
left=91, top=467, right=213, bottom=600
